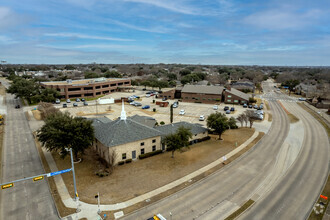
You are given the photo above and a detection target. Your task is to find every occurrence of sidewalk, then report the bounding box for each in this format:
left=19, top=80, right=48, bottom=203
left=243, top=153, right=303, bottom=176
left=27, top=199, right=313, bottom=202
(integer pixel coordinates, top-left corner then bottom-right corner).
left=42, top=130, right=260, bottom=219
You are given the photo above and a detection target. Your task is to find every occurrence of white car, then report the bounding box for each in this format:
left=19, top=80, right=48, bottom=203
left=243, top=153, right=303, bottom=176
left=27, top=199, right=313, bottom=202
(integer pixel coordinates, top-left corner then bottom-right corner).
left=213, top=105, right=218, bottom=110
left=66, top=99, right=71, bottom=103
left=146, top=94, right=151, bottom=98
left=199, top=115, right=205, bottom=121
left=179, top=110, right=185, bottom=115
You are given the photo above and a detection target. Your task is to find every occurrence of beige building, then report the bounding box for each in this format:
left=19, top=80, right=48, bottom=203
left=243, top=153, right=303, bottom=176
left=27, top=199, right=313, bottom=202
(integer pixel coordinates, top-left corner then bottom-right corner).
left=92, top=104, right=208, bottom=165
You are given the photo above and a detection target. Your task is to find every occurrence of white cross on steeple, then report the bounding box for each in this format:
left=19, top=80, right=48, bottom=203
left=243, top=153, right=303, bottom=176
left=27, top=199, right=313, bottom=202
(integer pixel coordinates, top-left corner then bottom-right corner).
left=120, top=100, right=126, bottom=120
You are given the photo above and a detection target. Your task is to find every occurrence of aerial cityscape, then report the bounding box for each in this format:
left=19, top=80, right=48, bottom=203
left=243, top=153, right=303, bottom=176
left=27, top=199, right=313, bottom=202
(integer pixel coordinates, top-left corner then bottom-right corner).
left=0, top=0, right=329, bottom=220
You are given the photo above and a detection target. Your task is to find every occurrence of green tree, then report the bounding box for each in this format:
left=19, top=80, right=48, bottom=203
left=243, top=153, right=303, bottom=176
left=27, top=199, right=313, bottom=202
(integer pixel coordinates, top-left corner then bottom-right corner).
left=179, top=69, right=191, bottom=76
left=37, top=112, right=94, bottom=160
left=162, top=126, right=192, bottom=158
left=167, top=73, right=177, bottom=80
left=284, top=79, right=300, bottom=96
left=157, top=81, right=169, bottom=91
left=7, top=77, right=40, bottom=104
left=228, top=117, right=238, bottom=129
left=84, top=72, right=99, bottom=79
left=104, top=70, right=122, bottom=78
left=206, top=112, right=229, bottom=140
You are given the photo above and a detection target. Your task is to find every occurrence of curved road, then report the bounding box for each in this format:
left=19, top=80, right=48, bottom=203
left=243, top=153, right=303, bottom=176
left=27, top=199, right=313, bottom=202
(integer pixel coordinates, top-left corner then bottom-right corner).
left=123, top=89, right=290, bottom=219
left=239, top=101, right=329, bottom=220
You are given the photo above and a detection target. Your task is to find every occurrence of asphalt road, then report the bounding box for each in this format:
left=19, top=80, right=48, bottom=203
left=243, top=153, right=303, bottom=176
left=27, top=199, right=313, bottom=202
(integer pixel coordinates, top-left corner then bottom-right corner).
left=0, top=80, right=59, bottom=220
left=239, top=101, right=329, bottom=220
left=122, top=85, right=290, bottom=219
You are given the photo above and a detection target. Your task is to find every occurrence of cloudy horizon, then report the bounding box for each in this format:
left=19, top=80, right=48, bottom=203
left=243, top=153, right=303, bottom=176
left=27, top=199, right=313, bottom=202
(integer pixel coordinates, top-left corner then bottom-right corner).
left=1, top=0, right=329, bottom=66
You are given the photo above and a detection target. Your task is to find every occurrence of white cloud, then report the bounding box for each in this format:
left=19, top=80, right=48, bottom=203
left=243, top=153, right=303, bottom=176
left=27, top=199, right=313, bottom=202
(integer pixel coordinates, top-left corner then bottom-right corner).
left=0, top=7, right=31, bottom=29
left=44, top=33, right=135, bottom=41
left=106, top=19, right=172, bottom=33
left=123, top=0, right=201, bottom=15
left=244, top=8, right=323, bottom=30
left=0, top=35, right=17, bottom=44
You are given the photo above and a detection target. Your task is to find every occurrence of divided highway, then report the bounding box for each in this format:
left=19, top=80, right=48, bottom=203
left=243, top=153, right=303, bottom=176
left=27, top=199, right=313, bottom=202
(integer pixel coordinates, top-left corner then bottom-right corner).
left=123, top=94, right=291, bottom=219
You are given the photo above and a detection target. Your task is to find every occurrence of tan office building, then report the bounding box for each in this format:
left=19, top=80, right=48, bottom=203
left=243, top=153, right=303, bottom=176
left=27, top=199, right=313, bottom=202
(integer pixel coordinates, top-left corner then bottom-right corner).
left=40, top=77, right=131, bottom=99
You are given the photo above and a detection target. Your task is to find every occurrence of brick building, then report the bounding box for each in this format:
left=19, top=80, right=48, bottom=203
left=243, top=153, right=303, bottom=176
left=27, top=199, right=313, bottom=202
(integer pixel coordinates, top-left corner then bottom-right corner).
left=40, top=77, right=131, bottom=99
left=181, top=85, right=225, bottom=104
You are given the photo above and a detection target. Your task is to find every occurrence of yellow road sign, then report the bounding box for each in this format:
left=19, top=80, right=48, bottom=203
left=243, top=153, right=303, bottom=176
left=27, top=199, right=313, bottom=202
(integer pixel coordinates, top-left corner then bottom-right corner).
left=33, top=176, right=44, bottom=182
left=1, top=183, right=14, bottom=190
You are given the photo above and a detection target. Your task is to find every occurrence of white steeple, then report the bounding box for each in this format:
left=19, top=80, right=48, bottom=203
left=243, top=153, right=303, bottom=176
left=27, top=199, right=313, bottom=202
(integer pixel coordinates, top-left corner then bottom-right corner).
left=120, top=100, right=127, bottom=120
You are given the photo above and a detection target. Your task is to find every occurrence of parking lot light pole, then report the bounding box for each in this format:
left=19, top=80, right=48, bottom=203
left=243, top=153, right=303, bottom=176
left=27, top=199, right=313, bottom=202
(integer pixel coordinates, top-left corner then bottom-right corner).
left=66, top=148, right=78, bottom=201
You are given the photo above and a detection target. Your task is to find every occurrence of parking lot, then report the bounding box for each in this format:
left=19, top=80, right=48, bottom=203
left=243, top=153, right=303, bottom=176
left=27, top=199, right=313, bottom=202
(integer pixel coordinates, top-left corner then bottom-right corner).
left=58, top=90, right=254, bottom=126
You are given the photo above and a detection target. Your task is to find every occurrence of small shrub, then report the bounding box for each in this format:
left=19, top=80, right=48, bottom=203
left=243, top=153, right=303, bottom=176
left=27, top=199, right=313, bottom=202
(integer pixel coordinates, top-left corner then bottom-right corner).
left=153, top=108, right=156, bottom=112
left=118, top=161, right=125, bottom=165
left=160, top=121, right=165, bottom=125
left=153, top=100, right=155, bottom=103
left=95, top=171, right=109, bottom=177
left=139, top=150, right=162, bottom=159
left=249, top=97, right=257, bottom=103
left=125, top=159, right=132, bottom=163
left=215, top=98, right=221, bottom=101
left=200, top=136, right=211, bottom=141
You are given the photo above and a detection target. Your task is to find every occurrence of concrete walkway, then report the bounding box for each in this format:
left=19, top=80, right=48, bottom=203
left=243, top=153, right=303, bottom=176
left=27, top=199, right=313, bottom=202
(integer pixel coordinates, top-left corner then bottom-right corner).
left=41, top=131, right=260, bottom=219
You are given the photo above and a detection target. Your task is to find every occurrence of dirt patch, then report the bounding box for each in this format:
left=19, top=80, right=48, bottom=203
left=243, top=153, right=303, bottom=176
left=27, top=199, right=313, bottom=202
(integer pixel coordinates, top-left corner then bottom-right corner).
left=32, top=110, right=43, bottom=120
left=51, top=128, right=255, bottom=205
left=76, top=110, right=113, bottom=116
left=265, top=101, right=270, bottom=110
left=34, top=135, right=76, bottom=217
left=0, top=85, right=6, bottom=95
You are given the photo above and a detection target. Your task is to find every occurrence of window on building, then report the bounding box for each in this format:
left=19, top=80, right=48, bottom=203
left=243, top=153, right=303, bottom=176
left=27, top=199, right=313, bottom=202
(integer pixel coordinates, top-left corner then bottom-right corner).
left=118, top=82, right=123, bottom=86
left=83, top=87, right=93, bottom=90
left=234, top=100, right=238, bottom=103
left=68, top=87, right=81, bottom=91
left=152, top=145, right=156, bottom=151
left=111, top=84, right=116, bottom=87
left=141, top=148, right=145, bottom=154
left=122, top=153, right=126, bottom=160
left=102, top=84, right=109, bottom=88
left=228, top=95, right=232, bottom=98
left=152, top=139, right=156, bottom=143
left=227, top=99, right=231, bottom=102
left=185, top=97, right=189, bottom=99
left=140, top=142, right=144, bottom=146
left=96, top=86, right=101, bottom=89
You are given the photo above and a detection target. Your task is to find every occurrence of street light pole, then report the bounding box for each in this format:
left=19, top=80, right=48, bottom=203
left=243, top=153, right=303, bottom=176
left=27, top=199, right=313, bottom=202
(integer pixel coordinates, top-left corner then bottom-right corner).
left=66, top=148, right=78, bottom=201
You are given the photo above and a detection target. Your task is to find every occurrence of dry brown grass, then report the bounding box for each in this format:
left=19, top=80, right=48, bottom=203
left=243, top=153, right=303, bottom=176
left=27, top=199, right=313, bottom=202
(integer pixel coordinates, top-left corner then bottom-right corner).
left=0, top=85, right=5, bottom=95
left=288, top=113, right=299, bottom=123
left=100, top=132, right=265, bottom=219
left=34, top=135, right=76, bottom=217
left=265, top=101, right=270, bottom=110
left=76, top=110, right=113, bottom=116
left=268, top=113, right=273, bottom=122
left=52, top=128, right=255, bottom=205
left=308, top=174, right=329, bottom=220
left=32, top=110, right=43, bottom=120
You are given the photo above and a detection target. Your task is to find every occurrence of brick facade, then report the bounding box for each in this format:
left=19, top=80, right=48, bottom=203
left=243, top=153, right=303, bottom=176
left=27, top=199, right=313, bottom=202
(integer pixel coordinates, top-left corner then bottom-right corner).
left=181, top=92, right=222, bottom=104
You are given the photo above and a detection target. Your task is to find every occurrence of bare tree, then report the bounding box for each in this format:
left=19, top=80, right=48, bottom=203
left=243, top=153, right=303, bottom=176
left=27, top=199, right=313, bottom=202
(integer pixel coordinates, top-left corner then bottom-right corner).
left=242, top=113, right=248, bottom=127
left=245, top=110, right=258, bottom=128
left=108, top=149, right=117, bottom=174
left=237, top=114, right=244, bottom=127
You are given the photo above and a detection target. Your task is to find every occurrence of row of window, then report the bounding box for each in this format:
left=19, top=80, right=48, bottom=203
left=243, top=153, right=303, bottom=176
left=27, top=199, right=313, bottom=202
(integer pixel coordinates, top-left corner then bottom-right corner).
left=184, top=97, right=221, bottom=101
left=140, top=139, right=156, bottom=146
left=122, top=145, right=157, bottom=160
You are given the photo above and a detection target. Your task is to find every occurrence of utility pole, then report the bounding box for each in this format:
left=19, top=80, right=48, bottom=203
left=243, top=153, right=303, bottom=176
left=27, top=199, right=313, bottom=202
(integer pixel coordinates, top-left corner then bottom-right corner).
left=66, top=148, right=78, bottom=201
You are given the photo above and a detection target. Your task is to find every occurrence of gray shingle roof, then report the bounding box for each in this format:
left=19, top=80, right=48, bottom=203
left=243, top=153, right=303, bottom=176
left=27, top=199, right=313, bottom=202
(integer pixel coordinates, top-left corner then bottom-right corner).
left=128, top=115, right=156, bottom=127
left=94, top=119, right=162, bottom=148
left=88, top=117, right=112, bottom=128
left=226, top=88, right=250, bottom=101
left=155, top=122, right=208, bottom=137
left=182, top=85, right=225, bottom=95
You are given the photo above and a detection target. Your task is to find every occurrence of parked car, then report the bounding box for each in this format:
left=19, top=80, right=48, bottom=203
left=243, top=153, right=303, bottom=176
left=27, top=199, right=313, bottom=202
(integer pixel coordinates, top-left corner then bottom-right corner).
left=243, top=104, right=247, bottom=108
left=142, top=105, right=150, bottom=109
left=162, top=97, right=167, bottom=101
left=76, top=98, right=80, bottom=102
left=15, top=104, right=20, bottom=109
left=173, top=103, right=178, bottom=108
left=129, top=101, right=136, bottom=105
left=147, top=214, right=166, bottom=220
left=248, top=105, right=253, bottom=108
left=254, top=113, right=264, bottom=120
left=142, top=88, right=146, bottom=91
left=146, top=94, right=151, bottom=98
left=298, top=98, right=306, bottom=101
left=63, top=103, right=67, bottom=108
left=230, top=107, right=235, bottom=111
left=256, top=110, right=264, bottom=115
left=224, top=106, right=229, bottom=111
left=259, top=104, right=263, bottom=109
left=213, top=105, right=218, bottom=110
left=179, top=109, right=185, bottom=115
left=55, top=99, right=60, bottom=104
left=133, top=102, right=142, bottom=107
left=73, top=103, right=78, bottom=107
left=66, top=99, right=71, bottom=103
left=225, top=110, right=231, bottom=114
left=253, top=105, right=258, bottom=109
left=199, top=115, right=205, bottom=121
left=83, top=102, right=88, bottom=106
left=81, top=98, right=85, bottom=102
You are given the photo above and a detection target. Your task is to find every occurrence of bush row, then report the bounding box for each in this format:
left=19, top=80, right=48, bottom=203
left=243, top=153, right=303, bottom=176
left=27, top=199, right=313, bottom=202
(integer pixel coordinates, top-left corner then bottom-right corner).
left=139, top=150, right=162, bottom=159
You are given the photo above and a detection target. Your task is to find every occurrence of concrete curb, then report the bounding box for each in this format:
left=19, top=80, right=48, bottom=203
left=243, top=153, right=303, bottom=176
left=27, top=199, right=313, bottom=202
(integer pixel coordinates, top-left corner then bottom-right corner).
left=42, top=130, right=259, bottom=215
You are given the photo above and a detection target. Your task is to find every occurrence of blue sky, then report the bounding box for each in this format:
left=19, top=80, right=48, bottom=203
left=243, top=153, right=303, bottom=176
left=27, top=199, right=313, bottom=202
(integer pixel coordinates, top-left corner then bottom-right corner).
left=0, top=0, right=329, bottom=65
